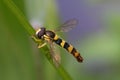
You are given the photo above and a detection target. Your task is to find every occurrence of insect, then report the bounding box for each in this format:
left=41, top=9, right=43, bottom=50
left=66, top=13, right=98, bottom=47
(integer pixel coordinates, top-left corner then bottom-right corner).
left=32, top=19, right=83, bottom=63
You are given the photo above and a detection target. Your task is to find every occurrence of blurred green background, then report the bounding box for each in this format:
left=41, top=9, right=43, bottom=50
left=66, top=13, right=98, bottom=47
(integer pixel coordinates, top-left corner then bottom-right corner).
left=0, top=0, right=120, bottom=80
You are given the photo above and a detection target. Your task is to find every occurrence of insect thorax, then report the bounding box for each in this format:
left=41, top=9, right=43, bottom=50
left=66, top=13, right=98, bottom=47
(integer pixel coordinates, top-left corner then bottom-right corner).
left=45, top=30, right=56, bottom=39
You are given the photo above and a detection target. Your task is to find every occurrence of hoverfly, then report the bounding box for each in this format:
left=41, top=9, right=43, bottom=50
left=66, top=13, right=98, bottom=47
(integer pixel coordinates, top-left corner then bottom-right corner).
left=32, top=19, right=83, bottom=64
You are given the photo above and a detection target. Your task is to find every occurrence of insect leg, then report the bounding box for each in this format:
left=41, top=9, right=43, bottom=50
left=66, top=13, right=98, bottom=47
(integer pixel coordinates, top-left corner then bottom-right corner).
left=32, top=35, right=46, bottom=48
left=38, top=43, right=46, bottom=48
left=31, top=35, right=42, bottom=43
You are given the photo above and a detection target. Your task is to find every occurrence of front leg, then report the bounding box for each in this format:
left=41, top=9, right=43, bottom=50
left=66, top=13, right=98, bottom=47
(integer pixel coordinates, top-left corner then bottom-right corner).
left=37, top=43, right=46, bottom=48
left=31, top=35, right=43, bottom=43
left=32, top=35, right=46, bottom=48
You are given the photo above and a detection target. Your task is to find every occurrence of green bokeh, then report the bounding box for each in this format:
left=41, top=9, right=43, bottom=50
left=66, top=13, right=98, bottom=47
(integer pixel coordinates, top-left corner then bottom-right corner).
left=1, top=0, right=120, bottom=80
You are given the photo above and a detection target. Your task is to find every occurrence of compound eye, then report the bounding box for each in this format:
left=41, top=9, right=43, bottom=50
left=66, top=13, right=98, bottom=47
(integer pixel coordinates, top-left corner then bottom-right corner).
left=36, top=28, right=45, bottom=39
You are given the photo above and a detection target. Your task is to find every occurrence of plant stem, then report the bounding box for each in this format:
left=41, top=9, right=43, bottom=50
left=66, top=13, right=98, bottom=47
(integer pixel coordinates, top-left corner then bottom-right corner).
left=3, top=0, right=72, bottom=80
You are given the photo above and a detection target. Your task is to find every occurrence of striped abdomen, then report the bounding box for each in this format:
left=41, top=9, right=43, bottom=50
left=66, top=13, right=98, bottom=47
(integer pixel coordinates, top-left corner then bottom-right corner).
left=45, top=30, right=83, bottom=62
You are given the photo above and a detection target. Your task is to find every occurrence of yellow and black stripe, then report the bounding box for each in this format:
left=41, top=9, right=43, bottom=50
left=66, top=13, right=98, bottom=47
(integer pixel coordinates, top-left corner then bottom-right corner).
left=36, top=28, right=83, bottom=62
left=53, top=34, right=83, bottom=62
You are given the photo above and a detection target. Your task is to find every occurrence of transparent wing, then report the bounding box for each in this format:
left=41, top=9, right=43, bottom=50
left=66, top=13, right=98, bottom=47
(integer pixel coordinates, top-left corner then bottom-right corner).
left=56, top=19, right=78, bottom=32
left=47, top=40, right=61, bottom=67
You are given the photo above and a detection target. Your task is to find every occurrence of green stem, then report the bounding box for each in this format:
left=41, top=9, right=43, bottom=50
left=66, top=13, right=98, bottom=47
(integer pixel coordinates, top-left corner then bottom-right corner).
left=3, top=0, right=72, bottom=80
left=3, top=0, right=34, bottom=35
